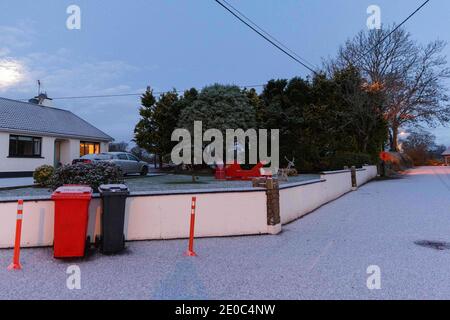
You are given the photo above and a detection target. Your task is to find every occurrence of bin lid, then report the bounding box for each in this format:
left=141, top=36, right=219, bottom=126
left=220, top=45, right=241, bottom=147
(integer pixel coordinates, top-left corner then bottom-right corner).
left=51, top=185, right=93, bottom=200
left=99, top=184, right=129, bottom=195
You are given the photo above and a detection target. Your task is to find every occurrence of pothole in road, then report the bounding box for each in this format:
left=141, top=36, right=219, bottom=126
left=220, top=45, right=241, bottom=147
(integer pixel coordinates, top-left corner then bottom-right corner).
left=414, top=240, right=450, bottom=251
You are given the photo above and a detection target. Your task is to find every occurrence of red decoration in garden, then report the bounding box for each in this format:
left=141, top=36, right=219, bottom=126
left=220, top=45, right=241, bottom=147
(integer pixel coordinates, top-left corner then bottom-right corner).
left=215, top=161, right=269, bottom=181
left=380, top=151, right=392, bottom=162
left=215, top=164, right=226, bottom=180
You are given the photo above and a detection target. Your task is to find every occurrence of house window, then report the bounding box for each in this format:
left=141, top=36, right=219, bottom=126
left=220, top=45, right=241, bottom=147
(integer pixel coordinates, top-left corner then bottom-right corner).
left=9, top=135, right=42, bottom=158
left=80, top=142, right=100, bottom=156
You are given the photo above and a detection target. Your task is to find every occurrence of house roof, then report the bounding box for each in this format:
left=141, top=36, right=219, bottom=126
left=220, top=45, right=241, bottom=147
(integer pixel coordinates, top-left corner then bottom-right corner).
left=442, top=147, right=450, bottom=156
left=0, top=97, right=113, bottom=142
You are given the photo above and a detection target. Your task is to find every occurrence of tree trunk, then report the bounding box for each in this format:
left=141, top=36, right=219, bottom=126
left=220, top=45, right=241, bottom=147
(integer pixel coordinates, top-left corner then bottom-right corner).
left=159, top=154, right=163, bottom=169
left=361, top=135, right=369, bottom=153
left=390, top=125, right=399, bottom=152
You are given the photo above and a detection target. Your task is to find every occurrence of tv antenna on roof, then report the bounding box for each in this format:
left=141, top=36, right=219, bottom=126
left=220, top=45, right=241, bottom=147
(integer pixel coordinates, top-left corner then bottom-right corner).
left=37, top=80, right=42, bottom=95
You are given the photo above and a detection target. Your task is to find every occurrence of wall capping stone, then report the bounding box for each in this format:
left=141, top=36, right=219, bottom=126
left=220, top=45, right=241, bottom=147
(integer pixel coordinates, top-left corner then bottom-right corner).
left=279, top=179, right=326, bottom=190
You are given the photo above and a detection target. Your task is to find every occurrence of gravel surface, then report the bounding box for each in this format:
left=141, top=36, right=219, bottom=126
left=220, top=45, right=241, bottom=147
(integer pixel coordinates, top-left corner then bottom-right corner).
left=1, top=167, right=449, bottom=300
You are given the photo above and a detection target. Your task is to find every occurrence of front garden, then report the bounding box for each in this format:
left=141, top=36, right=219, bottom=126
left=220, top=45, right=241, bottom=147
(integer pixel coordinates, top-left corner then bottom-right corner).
left=0, top=171, right=319, bottom=199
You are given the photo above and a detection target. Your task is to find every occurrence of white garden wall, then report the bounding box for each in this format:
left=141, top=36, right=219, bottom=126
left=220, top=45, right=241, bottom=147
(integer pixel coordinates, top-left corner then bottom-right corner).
left=356, top=165, right=378, bottom=186
left=0, top=198, right=101, bottom=248
left=279, top=166, right=378, bottom=225
left=279, top=180, right=326, bottom=224
left=0, top=166, right=378, bottom=249
left=0, top=201, right=53, bottom=248
left=320, top=170, right=353, bottom=203
left=124, top=191, right=267, bottom=240
left=0, top=190, right=267, bottom=248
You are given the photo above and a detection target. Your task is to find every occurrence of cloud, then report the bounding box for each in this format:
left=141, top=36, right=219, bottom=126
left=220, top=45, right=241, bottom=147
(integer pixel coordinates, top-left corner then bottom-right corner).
left=0, top=21, right=141, bottom=93
left=0, top=23, right=34, bottom=91
left=0, top=58, right=27, bottom=91
left=0, top=48, right=11, bottom=57
left=0, top=23, right=34, bottom=50
left=0, top=22, right=140, bottom=96
left=0, top=22, right=145, bottom=142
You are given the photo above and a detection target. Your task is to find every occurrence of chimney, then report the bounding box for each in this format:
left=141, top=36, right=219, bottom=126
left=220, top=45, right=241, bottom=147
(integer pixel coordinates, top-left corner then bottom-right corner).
left=28, top=92, right=53, bottom=107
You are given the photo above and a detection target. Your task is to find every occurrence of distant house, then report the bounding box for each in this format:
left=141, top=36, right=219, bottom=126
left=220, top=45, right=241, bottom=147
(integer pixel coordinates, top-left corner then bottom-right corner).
left=0, top=94, right=113, bottom=177
left=442, top=147, right=450, bottom=166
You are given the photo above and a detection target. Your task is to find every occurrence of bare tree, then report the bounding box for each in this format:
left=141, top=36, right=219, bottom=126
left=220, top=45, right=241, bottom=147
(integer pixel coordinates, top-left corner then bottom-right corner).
left=402, top=129, right=439, bottom=165
left=329, top=25, right=450, bottom=151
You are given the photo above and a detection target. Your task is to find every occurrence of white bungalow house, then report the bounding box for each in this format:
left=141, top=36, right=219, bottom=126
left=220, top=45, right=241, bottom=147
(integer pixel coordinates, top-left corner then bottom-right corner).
left=0, top=94, right=113, bottom=177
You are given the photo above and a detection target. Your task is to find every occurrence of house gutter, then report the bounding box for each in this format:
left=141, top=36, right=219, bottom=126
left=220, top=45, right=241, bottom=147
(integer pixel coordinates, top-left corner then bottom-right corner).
left=0, top=127, right=113, bottom=142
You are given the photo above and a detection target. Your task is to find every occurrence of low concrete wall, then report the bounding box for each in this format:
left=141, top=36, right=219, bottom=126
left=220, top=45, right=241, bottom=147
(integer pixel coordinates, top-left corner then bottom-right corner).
left=356, top=165, right=378, bottom=186
left=0, top=166, right=379, bottom=249
left=124, top=191, right=268, bottom=240
left=0, top=198, right=101, bottom=248
left=0, top=189, right=267, bottom=248
left=320, top=170, right=353, bottom=203
left=280, top=166, right=378, bottom=225
left=0, top=200, right=53, bottom=248
left=279, top=180, right=326, bottom=224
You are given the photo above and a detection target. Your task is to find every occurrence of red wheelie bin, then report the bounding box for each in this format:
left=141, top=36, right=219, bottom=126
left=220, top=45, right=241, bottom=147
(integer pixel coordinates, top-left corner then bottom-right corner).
left=51, top=185, right=93, bottom=258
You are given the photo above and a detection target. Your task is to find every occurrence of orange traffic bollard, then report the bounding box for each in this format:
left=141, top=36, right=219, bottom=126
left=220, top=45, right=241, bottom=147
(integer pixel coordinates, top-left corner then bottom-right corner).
left=8, top=200, right=24, bottom=270
left=185, top=197, right=197, bottom=257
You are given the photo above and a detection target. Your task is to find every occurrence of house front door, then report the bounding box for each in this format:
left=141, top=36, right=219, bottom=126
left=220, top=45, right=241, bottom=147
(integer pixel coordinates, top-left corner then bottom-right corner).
left=54, top=140, right=62, bottom=168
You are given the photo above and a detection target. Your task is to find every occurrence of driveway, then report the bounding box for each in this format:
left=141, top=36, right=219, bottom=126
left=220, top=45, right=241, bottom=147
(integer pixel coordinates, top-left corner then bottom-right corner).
left=1, top=166, right=449, bottom=299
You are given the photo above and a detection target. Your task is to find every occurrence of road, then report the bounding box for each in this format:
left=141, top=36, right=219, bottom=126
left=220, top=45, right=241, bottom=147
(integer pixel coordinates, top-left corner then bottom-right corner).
left=1, top=166, right=450, bottom=299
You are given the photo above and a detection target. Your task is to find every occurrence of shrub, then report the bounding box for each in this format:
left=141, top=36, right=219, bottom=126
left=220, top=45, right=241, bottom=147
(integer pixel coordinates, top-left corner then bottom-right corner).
left=33, top=165, right=55, bottom=187
left=386, top=152, right=414, bottom=171
left=427, top=159, right=444, bottom=166
left=322, top=152, right=372, bottom=171
left=49, top=162, right=124, bottom=192
left=298, top=160, right=318, bottom=173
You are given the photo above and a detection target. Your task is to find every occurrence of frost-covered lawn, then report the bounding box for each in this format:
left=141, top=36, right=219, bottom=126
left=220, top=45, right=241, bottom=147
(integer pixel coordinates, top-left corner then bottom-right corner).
left=0, top=173, right=319, bottom=199
left=0, top=177, right=34, bottom=189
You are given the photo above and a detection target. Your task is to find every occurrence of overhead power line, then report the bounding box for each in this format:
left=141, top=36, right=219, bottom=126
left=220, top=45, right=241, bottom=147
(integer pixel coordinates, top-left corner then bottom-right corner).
left=18, top=84, right=265, bottom=101
left=220, top=0, right=318, bottom=71
left=213, top=0, right=318, bottom=75
left=354, top=0, right=431, bottom=64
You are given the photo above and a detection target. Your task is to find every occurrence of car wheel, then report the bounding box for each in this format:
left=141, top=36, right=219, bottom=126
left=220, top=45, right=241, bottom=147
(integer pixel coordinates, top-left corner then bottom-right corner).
left=140, top=166, right=149, bottom=176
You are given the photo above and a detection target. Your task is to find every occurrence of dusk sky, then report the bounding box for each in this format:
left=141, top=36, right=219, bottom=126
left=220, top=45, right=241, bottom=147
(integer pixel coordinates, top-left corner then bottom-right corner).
left=1, top=0, right=449, bottom=145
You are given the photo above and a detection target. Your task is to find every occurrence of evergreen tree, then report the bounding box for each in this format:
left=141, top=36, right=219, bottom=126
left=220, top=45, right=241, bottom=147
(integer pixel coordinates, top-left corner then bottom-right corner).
left=134, top=87, right=157, bottom=161
left=134, top=88, right=181, bottom=167
left=152, top=90, right=180, bottom=165
left=178, top=84, right=256, bottom=133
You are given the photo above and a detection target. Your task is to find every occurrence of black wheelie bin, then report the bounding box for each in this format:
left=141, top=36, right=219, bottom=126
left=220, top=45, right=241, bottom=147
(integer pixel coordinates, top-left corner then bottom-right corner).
left=98, top=184, right=129, bottom=254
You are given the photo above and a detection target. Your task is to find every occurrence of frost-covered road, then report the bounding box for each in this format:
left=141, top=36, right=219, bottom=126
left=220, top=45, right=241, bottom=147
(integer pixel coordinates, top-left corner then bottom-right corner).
left=1, top=166, right=450, bottom=299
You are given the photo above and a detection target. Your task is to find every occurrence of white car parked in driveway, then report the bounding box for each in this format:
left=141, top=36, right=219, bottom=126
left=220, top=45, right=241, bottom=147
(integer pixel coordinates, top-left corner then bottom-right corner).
left=72, top=152, right=150, bottom=176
